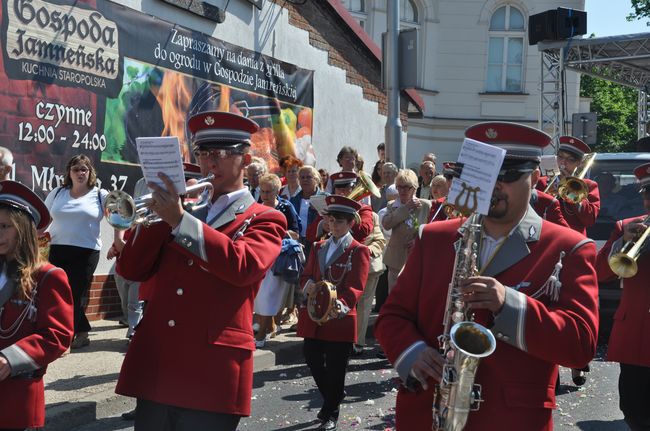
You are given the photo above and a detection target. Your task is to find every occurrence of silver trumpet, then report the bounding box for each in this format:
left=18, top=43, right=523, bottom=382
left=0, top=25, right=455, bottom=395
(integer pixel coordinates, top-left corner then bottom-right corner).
left=104, top=174, right=214, bottom=230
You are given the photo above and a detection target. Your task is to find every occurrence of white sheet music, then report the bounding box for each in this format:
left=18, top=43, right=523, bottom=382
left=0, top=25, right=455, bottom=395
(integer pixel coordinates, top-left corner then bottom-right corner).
left=447, top=138, right=505, bottom=216
left=136, top=136, right=187, bottom=195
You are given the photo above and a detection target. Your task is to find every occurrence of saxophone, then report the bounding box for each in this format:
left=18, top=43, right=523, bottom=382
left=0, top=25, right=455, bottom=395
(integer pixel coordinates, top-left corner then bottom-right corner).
left=433, top=213, right=497, bottom=431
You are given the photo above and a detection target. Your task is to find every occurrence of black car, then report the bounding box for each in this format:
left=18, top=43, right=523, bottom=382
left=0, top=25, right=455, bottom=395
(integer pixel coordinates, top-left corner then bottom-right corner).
left=585, top=152, right=650, bottom=342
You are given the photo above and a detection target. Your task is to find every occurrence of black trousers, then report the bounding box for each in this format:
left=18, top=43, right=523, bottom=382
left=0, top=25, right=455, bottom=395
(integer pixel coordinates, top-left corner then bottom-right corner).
left=49, top=244, right=99, bottom=334
left=619, top=363, right=650, bottom=431
left=135, top=398, right=241, bottom=431
left=303, top=338, right=352, bottom=420
left=374, top=270, right=388, bottom=312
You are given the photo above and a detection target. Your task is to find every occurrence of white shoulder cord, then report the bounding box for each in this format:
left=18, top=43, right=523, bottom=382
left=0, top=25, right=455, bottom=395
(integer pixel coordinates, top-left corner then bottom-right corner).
left=0, top=267, right=56, bottom=340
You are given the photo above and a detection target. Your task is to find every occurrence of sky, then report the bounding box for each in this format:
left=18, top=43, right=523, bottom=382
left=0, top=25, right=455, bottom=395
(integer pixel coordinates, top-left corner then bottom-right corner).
left=585, top=0, right=650, bottom=37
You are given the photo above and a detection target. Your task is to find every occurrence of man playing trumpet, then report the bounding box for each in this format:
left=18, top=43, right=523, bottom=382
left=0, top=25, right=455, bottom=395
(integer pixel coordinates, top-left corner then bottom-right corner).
left=596, top=162, right=650, bottom=431
left=538, top=136, right=600, bottom=236
left=114, top=111, right=287, bottom=430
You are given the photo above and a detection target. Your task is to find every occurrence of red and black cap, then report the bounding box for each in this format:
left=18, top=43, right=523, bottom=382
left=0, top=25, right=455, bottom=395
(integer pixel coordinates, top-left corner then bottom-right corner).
left=558, top=136, right=591, bottom=158
left=465, top=122, right=552, bottom=173
left=324, top=195, right=362, bottom=215
left=187, top=111, right=259, bottom=150
left=330, top=171, right=358, bottom=188
left=442, top=161, right=461, bottom=178
left=634, top=162, right=650, bottom=192
left=0, top=181, right=51, bottom=230
left=183, top=162, right=202, bottom=179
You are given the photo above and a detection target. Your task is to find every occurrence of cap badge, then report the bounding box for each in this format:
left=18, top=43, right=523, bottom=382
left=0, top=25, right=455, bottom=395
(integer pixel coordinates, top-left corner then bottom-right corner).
left=569, top=138, right=575, bottom=144
left=646, top=167, right=650, bottom=174
left=485, top=128, right=498, bottom=139
left=204, top=116, right=215, bottom=126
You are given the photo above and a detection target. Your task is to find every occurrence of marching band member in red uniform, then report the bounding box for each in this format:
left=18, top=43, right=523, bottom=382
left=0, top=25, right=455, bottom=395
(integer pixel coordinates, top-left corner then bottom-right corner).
left=596, top=162, right=650, bottom=431
left=115, top=112, right=287, bottom=431
left=376, top=122, right=599, bottom=431
left=298, top=195, right=370, bottom=431
left=306, top=171, right=373, bottom=243
left=530, top=185, right=569, bottom=228
left=0, top=181, right=73, bottom=430
left=537, top=136, right=600, bottom=235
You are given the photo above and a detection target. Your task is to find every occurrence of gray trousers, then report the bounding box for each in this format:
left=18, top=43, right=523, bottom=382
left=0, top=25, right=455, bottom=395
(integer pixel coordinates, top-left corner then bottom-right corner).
left=356, top=270, right=383, bottom=346
left=135, top=398, right=241, bottom=431
left=114, top=273, right=143, bottom=337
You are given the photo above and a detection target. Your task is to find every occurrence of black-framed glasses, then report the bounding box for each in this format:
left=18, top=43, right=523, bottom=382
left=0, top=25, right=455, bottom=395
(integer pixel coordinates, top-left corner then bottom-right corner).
left=497, top=169, right=529, bottom=183
left=193, top=149, right=244, bottom=160
left=396, top=184, right=415, bottom=191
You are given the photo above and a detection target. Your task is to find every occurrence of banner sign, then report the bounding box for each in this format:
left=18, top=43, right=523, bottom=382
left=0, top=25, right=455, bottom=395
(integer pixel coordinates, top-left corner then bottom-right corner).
left=1, top=0, right=315, bottom=197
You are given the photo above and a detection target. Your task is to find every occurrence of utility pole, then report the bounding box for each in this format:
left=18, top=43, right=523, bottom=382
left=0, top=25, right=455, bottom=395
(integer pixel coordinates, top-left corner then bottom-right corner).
left=385, top=0, right=403, bottom=168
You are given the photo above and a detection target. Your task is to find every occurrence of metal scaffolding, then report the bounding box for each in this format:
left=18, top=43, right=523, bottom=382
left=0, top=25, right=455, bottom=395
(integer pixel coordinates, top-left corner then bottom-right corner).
left=538, top=32, right=650, bottom=143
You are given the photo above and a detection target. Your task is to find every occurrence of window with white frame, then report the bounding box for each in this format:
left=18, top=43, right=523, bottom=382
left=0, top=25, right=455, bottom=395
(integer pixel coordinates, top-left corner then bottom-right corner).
left=400, top=0, right=419, bottom=27
left=341, top=0, right=367, bottom=29
left=486, top=5, right=525, bottom=92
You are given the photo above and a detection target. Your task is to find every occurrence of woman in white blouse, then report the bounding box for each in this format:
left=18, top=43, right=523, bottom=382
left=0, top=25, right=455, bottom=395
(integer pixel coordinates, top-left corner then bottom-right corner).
left=45, top=155, right=109, bottom=350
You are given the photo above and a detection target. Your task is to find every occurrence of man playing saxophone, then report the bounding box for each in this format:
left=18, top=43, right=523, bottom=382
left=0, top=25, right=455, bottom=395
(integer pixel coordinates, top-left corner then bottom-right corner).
left=596, top=162, right=650, bottom=431
left=375, top=122, right=599, bottom=431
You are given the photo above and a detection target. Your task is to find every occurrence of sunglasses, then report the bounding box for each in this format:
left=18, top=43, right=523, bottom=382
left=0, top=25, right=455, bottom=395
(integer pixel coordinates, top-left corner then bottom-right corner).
left=497, top=169, right=530, bottom=183
left=193, top=149, right=243, bottom=160
left=71, top=166, right=89, bottom=173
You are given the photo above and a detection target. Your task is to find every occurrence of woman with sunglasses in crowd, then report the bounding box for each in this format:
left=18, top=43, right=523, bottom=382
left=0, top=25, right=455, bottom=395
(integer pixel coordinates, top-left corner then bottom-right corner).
left=45, top=155, right=109, bottom=350
left=0, top=181, right=73, bottom=430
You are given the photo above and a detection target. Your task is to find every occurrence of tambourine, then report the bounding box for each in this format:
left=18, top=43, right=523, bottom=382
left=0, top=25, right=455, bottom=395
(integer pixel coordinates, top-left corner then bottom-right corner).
left=307, top=280, right=338, bottom=325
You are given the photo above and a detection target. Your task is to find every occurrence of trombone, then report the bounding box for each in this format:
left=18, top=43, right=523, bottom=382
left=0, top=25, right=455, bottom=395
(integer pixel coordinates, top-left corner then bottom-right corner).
left=608, top=216, right=650, bottom=278
left=557, top=152, right=597, bottom=204
left=104, top=174, right=214, bottom=230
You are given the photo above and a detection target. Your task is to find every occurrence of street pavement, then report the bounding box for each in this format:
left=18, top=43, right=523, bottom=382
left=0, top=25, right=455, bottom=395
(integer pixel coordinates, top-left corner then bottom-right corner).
left=65, top=338, right=628, bottom=431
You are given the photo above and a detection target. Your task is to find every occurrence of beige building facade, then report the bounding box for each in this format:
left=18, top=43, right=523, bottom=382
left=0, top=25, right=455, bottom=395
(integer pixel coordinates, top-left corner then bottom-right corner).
left=340, top=0, right=586, bottom=167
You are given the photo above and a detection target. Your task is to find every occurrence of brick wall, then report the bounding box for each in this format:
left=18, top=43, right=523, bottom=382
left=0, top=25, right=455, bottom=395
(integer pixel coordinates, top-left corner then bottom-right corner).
left=86, top=275, right=122, bottom=321
left=274, top=0, right=411, bottom=128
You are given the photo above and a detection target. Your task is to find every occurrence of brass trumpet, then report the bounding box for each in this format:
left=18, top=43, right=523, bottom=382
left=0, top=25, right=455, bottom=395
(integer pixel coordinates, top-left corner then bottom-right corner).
left=608, top=216, right=650, bottom=278
left=557, top=153, right=597, bottom=204
left=104, top=174, right=214, bottom=230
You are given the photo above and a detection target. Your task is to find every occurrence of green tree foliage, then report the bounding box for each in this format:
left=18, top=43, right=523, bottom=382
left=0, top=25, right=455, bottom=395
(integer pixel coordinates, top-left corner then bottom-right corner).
left=628, top=0, right=650, bottom=22
left=579, top=74, right=637, bottom=152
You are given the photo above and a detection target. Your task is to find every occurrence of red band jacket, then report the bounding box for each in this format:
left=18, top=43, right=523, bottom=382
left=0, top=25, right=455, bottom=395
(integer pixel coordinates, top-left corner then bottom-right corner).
left=596, top=215, right=650, bottom=367
left=537, top=176, right=600, bottom=235
left=530, top=189, right=569, bottom=227
left=115, top=192, right=286, bottom=416
left=375, top=207, right=599, bottom=431
left=306, top=203, right=374, bottom=243
left=297, top=234, right=370, bottom=343
left=428, top=197, right=449, bottom=222
left=0, top=264, right=73, bottom=428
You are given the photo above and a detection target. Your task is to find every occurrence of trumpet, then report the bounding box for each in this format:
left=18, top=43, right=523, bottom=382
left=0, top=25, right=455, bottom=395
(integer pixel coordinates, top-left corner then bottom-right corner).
left=608, top=216, right=650, bottom=278
left=104, top=174, right=214, bottom=230
left=557, top=153, right=597, bottom=204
